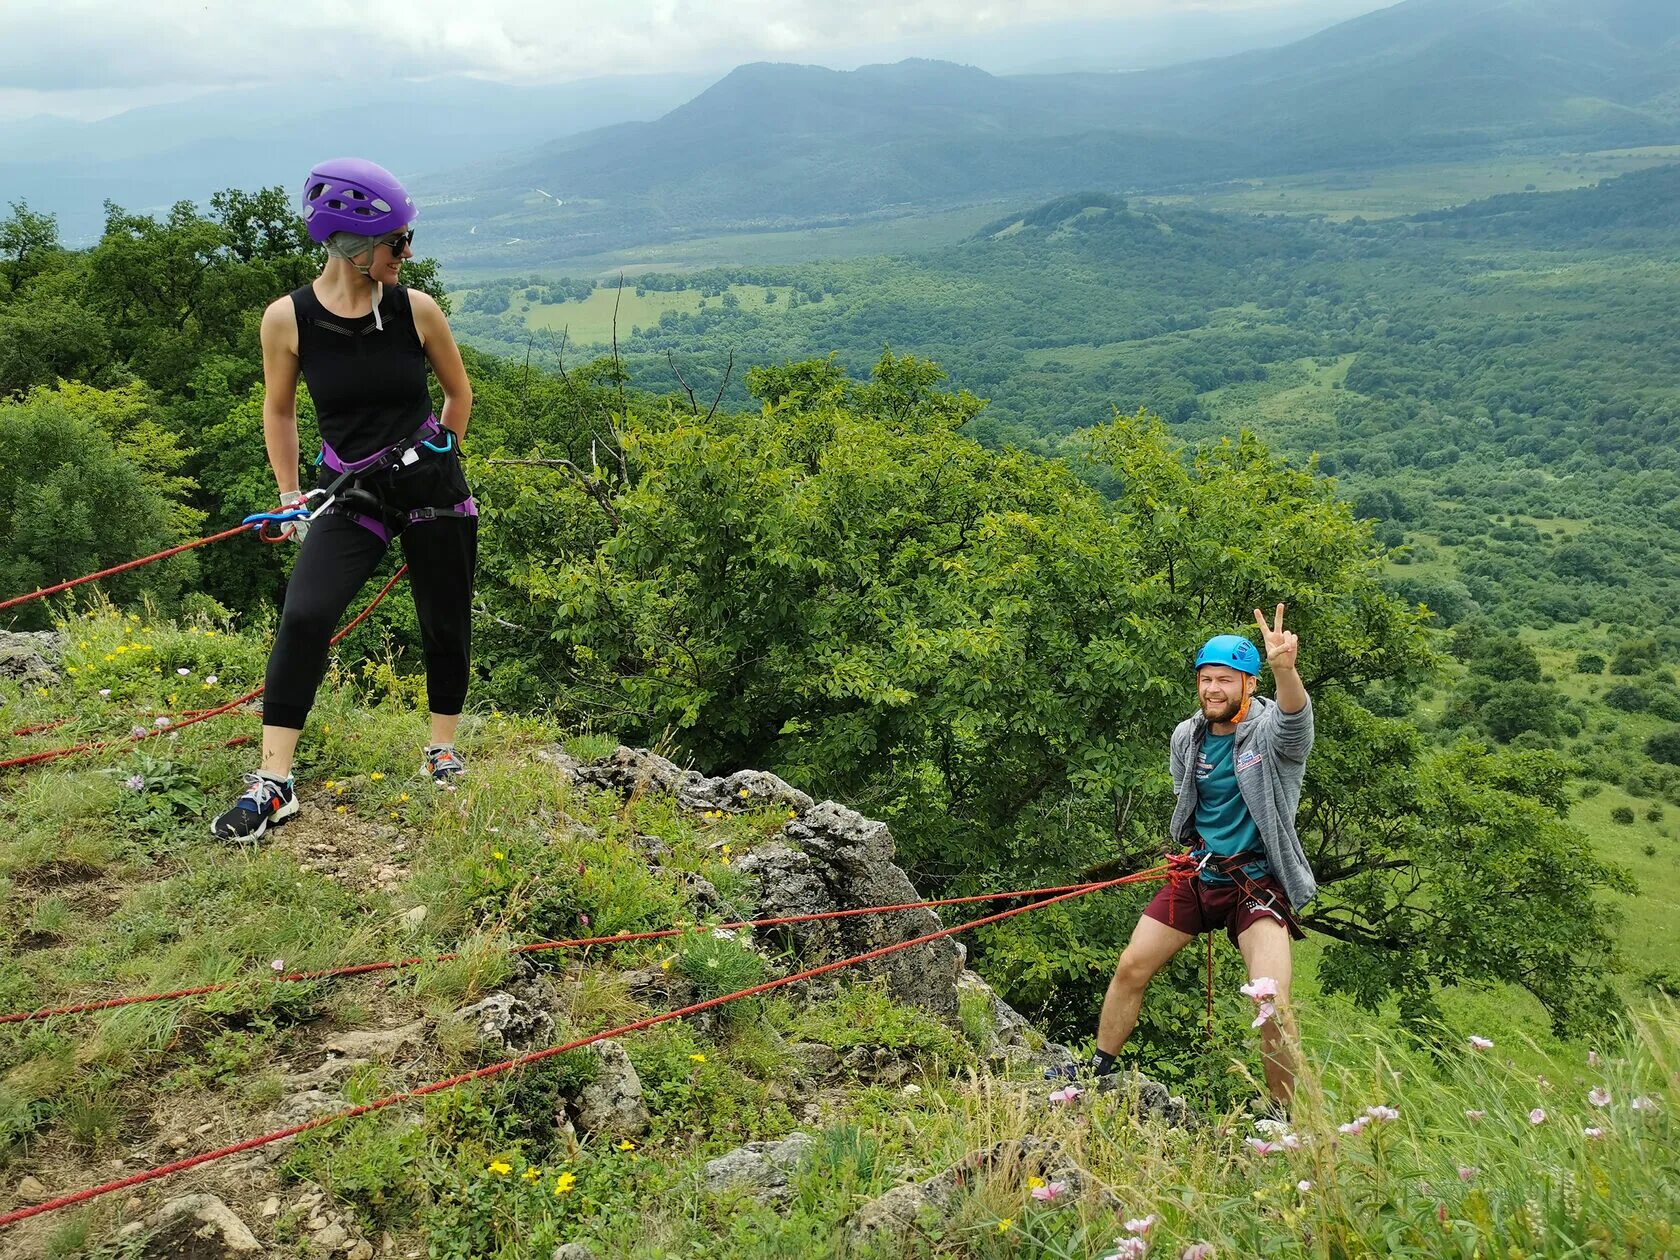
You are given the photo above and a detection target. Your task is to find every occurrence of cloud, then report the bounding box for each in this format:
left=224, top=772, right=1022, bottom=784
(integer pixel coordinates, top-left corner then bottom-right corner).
left=0, top=0, right=1380, bottom=93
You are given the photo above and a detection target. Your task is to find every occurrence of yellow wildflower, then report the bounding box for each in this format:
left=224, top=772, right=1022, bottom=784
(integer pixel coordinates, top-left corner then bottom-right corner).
left=721, top=844, right=732, bottom=856
left=616, top=1140, right=636, bottom=1152
left=689, top=1053, right=706, bottom=1064
left=326, top=780, right=337, bottom=788
left=493, top=850, right=506, bottom=860
left=335, top=805, right=346, bottom=814
left=660, top=959, right=672, bottom=972
left=1027, top=1176, right=1046, bottom=1191
left=488, top=1160, right=512, bottom=1176
left=997, top=1219, right=1013, bottom=1233
left=127, top=614, right=138, bottom=622
left=399, top=793, right=410, bottom=803
left=390, top=811, right=399, bottom=820
left=522, top=1166, right=542, bottom=1183
left=66, top=666, right=77, bottom=675
left=105, top=654, right=115, bottom=662
left=370, top=771, right=385, bottom=781
left=737, top=788, right=749, bottom=797
left=553, top=1172, right=577, bottom=1196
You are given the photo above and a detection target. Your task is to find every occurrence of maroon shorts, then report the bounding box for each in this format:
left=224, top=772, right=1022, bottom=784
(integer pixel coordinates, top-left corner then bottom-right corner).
left=1142, top=873, right=1302, bottom=946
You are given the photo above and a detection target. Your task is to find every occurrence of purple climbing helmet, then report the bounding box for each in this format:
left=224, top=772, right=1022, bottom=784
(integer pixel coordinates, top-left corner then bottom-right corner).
left=300, top=158, right=418, bottom=243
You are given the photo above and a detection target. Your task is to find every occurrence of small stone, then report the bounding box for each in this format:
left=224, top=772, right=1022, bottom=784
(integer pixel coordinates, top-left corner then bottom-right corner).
left=124, top=1195, right=144, bottom=1213
left=260, top=1196, right=281, bottom=1218
left=347, top=1242, right=375, bottom=1260
left=17, top=1175, right=48, bottom=1201
left=552, top=1245, right=599, bottom=1260
left=399, top=905, right=427, bottom=930
left=314, top=1222, right=349, bottom=1248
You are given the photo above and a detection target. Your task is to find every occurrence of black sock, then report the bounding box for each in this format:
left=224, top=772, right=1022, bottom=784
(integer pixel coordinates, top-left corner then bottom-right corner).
left=1088, top=1049, right=1118, bottom=1077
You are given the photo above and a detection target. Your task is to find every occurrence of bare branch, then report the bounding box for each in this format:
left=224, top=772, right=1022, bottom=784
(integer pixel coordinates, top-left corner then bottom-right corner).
left=667, top=350, right=700, bottom=416
left=704, top=349, right=736, bottom=424
left=611, top=272, right=626, bottom=412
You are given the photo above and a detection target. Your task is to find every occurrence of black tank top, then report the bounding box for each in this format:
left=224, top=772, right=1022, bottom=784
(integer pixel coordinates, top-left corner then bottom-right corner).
left=290, top=284, right=432, bottom=464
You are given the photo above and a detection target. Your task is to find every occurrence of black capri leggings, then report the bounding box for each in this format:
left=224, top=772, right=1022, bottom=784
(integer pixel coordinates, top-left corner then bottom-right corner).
left=263, top=449, right=477, bottom=731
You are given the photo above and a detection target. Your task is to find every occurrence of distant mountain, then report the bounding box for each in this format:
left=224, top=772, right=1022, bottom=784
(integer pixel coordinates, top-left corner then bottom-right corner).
left=0, top=74, right=714, bottom=244
left=420, top=0, right=1680, bottom=265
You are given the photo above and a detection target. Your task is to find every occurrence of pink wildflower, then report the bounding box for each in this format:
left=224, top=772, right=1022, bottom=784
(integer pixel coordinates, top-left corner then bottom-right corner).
left=177, top=667, right=190, bottom=677
left=1338, top=1117, right=1369, bottom=1136
left=1181, top=1247, right=1215, bottom=1260
left=1245, top=1138, right=1282, bottom=1155
left=1465, top=1109, right=1485, bottom=1122
left=1468, top=1035, right=1494, bottom=1051
left=98, top=688, right=112, bottom=697
left=1240, top=977, right=1279, bottom=1001
left=1124, top=1215, right=1157, bottom=1236
left=1457, top=1166, right=1477, bottom=1182
left=1529, top=1108, right=1547, bottom=1125
left=1589, top=1087, right=1610, bottom=1108
left=1365, top=1104, right=1400, bottom=1122
left=1296, top=1180, right=1313, bottom=1193
left=1630, top=1096, right=1657, bottom=1112
left=1030, top=1181, right=1067, bottom=1203
left=1251, top=1000, right=1277, bottom=1029
left=1103, top=1239, right=1148, bottom=1260
left=1588, top=1050, right=1601, bottom=1067
left=270, top=959, right=284, bottom=972
left=1047, top=1086, right=1083, bottom=1104
left=1583, top=1126, right=1604, bottom=1140
left=579, top=913, right=591, bottom=928
left=153, top=715, right=170, bottom=727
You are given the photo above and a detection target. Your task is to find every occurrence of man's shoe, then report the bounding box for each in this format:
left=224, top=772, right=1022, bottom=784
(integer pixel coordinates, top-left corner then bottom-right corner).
left=210, top=772, right=298, bottom=842
left=423, top=744, right=466, bottom=788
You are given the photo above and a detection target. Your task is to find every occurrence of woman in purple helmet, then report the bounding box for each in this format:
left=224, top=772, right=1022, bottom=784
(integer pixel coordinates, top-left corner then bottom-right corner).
left=213, top=157, right=476, bottom=841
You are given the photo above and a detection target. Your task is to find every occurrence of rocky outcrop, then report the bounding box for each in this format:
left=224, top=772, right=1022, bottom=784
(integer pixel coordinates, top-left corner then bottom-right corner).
left=569, top=746, right=813, bottom=815
left=549, top=746, right=963, bottom=1018
left=957, top=969, right=1045, bottom=1066
left=457, top=992, right=555, bottom=1055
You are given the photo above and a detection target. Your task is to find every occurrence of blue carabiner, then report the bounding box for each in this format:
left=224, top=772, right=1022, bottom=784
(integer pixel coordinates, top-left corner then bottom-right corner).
left=421, top=431, right=455, bottom=455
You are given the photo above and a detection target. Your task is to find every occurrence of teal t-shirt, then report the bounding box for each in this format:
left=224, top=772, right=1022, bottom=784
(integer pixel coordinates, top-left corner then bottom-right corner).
left=1193, top=732, right=1267, bottom=883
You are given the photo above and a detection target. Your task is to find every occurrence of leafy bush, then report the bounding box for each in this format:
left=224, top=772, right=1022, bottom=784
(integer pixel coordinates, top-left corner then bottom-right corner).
left=1612, top=806, right=1635, bottom=825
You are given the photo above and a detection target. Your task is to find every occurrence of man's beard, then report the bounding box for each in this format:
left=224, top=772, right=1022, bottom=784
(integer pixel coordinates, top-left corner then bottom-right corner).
left=1201, top=697, right=1241, bottom=722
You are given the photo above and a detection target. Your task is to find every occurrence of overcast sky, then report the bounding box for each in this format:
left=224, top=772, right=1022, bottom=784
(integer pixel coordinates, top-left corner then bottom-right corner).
left=0, top=0, right=1393, bottom=122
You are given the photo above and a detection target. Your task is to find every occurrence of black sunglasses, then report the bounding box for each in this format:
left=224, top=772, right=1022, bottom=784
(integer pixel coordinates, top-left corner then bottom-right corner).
left=381, top=229, right=414, bottom=254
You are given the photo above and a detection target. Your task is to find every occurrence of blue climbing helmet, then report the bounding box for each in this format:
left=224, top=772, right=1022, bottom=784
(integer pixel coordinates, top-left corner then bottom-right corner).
left=1195, top=634, right=1260, bottom=676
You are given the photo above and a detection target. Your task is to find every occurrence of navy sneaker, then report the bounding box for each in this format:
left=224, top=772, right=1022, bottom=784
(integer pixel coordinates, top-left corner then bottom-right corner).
left=423, top=744, right=466, bottom=788
left=210, top=772, right=298, bottom=842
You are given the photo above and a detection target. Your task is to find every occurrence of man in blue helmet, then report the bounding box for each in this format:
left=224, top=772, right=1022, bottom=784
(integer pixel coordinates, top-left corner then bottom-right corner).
left=1085, top=604, right=1314, bottom=1106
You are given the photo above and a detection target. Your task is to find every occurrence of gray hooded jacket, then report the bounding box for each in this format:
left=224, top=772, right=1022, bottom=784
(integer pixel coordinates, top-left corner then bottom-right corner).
left=1168, top=694, right=1317, bottom=909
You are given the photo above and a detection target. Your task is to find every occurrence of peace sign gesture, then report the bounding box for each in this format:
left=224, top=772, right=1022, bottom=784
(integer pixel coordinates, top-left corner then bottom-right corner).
left=1253, top=603, right=1299, bottom=673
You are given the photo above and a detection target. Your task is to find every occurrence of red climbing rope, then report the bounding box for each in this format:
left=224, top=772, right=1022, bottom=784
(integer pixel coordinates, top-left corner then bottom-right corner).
left=0, top=525, right=253, bottom=615
left=0, top=866, right=1164, bottom=1231
left=0, top=869, right=1171, bottom=1025
left=0, top=568, right=408, bottom=772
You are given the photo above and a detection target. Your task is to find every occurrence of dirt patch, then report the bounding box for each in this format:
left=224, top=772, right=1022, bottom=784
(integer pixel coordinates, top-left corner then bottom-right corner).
left=12, top=858, right=105, bottom=889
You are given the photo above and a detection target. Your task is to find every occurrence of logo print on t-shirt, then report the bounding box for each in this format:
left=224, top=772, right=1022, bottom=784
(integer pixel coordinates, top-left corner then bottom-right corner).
left=1237, top=749, right=1262, bottom=772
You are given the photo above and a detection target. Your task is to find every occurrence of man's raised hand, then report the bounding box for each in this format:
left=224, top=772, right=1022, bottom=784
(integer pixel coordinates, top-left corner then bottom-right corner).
left=1253, top=603, right=1299, bottom=672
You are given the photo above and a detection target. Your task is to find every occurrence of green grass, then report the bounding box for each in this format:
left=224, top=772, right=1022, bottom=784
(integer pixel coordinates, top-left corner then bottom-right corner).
left=509, top=283, right=795, bottom=346
left=6, top=603, right=1680, bottom=1257
left=442, top=202, right=1014, bottom=283
left=1143, top=146, right=1680, bottom=221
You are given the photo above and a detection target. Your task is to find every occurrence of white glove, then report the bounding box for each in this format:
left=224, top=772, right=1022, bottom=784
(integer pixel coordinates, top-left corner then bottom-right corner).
left=279, top=490, right=310, bottom=544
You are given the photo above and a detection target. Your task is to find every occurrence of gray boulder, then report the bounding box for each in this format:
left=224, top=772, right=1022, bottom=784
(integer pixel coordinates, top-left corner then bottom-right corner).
left=737, top=802, right=963, bottom=1018
left=457, top=992, right=555, bottom=1054
left=957, top=969, right=1045, bottom=1065
left=570, top=1040, right=649, bottom=1139
left=0, top=630, right=60, bottom=684
left=851, top=1136, right=1119, bottom=1243
left=551, top=1245, right=599, bottom=1260
left=702, top=1131, right=817, bottom=1203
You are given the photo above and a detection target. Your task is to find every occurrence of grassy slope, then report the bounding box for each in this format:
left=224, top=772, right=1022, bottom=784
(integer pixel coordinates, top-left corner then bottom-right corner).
left=2, top=607, right=1678, bottom=1258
